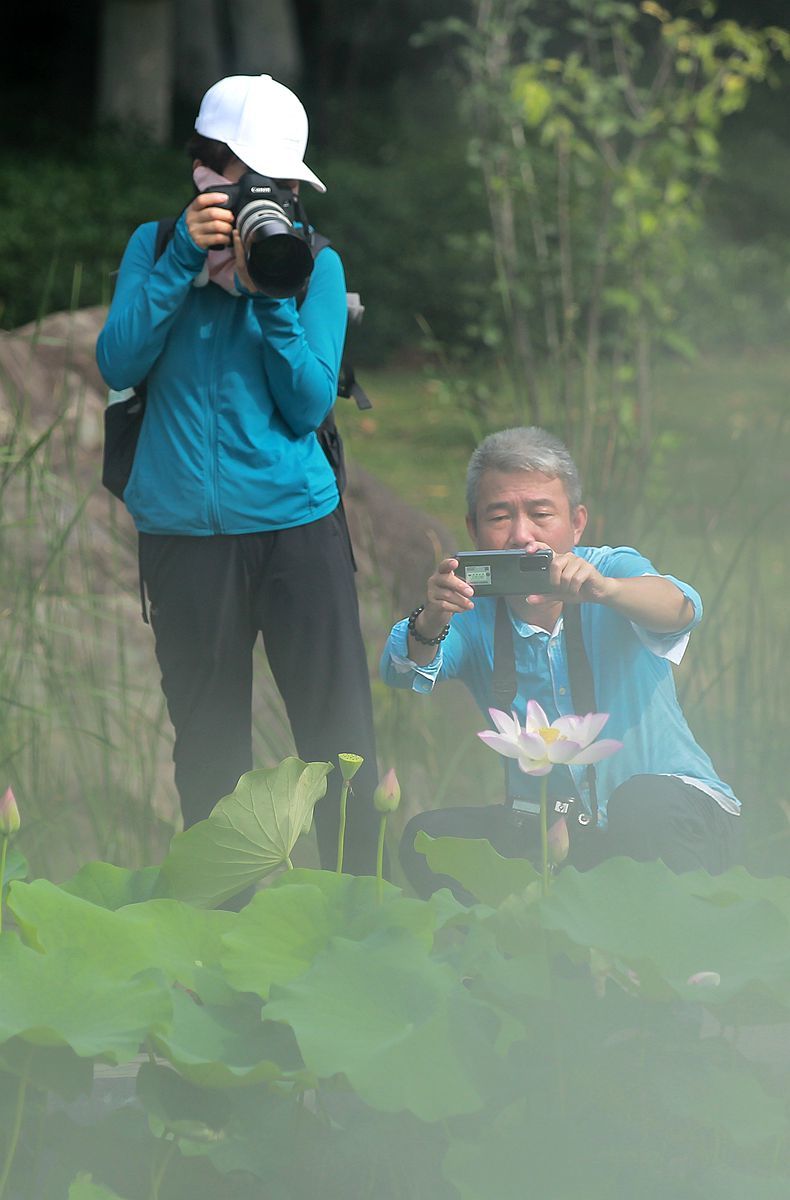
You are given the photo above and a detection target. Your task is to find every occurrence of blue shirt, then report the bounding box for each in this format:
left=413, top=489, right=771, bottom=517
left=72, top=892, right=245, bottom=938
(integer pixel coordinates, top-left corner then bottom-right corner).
left=380, top=545, right=739, bottom=825
left=96, top=214, right=347, bottom=535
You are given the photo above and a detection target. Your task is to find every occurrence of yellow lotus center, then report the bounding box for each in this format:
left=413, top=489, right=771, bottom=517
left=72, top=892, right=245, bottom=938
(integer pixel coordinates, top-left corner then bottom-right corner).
left=540, top=727, right=562, bottom=744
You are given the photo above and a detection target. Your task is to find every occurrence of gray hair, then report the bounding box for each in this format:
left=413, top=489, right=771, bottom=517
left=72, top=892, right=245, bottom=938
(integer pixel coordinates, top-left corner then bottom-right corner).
left=466, top=427, right=582, bottom=520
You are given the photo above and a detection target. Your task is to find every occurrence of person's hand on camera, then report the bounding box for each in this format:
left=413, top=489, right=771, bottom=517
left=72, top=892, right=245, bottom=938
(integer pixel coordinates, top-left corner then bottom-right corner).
left=422, top=557, right=474, bottom=629
left=517, top=537, right=612, bottom=606
left=186, top=193, right=235, bottom=251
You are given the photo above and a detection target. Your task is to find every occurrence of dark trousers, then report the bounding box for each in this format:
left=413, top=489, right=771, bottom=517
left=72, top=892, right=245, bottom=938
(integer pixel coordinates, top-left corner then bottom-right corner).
left=139, top=507, right=380, bottom=875
left=400, top=774, right=743, bottom=900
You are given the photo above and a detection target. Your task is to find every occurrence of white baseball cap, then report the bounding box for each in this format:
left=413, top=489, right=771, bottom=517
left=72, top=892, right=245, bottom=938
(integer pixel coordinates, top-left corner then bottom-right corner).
left=195, top=74, right=326, bottom=193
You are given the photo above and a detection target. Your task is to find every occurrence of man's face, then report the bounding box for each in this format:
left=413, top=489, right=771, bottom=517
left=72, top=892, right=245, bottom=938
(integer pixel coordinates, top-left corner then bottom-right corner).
left=466, top=470, right=587, bottom=554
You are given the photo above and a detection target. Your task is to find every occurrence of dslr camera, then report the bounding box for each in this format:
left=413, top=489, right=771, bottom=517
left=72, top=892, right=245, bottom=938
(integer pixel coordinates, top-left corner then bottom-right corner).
left=202, top=171, right=314, bottom=299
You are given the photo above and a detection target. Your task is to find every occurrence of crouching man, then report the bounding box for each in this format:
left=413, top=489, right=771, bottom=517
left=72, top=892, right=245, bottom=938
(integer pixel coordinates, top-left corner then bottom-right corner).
left=380, top=426, right=741, bottom=897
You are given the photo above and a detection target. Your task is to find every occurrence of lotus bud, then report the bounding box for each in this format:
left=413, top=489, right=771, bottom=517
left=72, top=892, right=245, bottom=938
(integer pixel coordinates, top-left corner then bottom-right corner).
left=373, top=768, right=401, bottom=814
left=338, top=753, right=364, bottom=782
left=0, top=786, right=20, bottom=839
left=547, top=815, right=569, bottom=865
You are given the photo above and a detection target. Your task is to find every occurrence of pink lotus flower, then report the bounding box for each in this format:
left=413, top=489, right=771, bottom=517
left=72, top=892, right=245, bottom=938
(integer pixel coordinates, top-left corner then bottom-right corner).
left=478, top=701, right=622, bottom=776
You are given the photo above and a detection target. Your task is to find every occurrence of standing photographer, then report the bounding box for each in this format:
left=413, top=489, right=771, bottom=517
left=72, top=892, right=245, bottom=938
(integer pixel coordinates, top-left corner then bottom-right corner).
left=381, top=426, right=741, bottom=895
left=97, top=74, right=380, bottom=873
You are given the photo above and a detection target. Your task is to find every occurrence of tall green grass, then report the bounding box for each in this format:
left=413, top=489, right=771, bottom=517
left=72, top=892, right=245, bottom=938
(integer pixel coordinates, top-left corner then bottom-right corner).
left=1, top=303, right=787, bottom=879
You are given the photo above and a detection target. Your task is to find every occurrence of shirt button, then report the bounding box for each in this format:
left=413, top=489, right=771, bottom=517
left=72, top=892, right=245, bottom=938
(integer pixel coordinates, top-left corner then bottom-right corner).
left=559, top=687, right=566, bottom=695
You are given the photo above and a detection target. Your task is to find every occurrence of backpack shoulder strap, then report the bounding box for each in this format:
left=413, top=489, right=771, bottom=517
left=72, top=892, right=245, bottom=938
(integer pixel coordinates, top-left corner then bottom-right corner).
left=154, top=217, right=177, bottom=261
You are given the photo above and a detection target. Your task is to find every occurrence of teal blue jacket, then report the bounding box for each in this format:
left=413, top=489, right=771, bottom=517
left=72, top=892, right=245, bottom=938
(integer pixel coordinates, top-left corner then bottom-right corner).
left=96, top=213, right=346, bottom=534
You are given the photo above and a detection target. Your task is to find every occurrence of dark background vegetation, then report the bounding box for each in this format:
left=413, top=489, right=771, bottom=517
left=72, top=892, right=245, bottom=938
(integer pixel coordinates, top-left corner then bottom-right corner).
left=1, top=0, right=788, bottom=359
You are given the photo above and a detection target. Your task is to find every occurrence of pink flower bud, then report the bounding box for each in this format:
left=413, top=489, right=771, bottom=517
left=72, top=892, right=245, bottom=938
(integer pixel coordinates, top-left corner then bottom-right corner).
left=0, top=786, right=20, bottom=839
left=687, top=971, right=721, bottom=988
left=373, top=768, right=401, bottom=814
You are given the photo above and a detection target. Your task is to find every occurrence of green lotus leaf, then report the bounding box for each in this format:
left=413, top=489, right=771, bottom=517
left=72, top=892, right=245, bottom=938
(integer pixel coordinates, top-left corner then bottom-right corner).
left=69, top=1175, right=131, bottom=1200
left=443, top=1097, right=610, bottom=1200
left=654, top=1055, right=784, bottom=1148
left=159, top=759, right=332, bottom=907
left=264, top=928, right=500, bottom=1121
left=414, top=832, right=539, bottom=907
left=1, top=842, right=28, bottom=890
left=0, top=1038, right=94, bottom=1099
left=0, top=935, right=170, bottom=1061
left=7, top=879, right=235, bottom=991
left=221, top=869, right=463, bottom=999
left=60, top=861, right=161, bottom=909
left=151, top=987, right=300, bottom=1088
left=540, top=858, right=790, bottom=1004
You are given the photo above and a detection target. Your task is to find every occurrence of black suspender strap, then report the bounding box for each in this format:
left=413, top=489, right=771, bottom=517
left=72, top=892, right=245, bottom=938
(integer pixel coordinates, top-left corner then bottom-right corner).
left=491, top=598, right=599, bottom=822
left=492, top=598, right=518, bottom=712
left=563, top=602, right=595, bottom=714
left=562, top=602, right=598, bottom=822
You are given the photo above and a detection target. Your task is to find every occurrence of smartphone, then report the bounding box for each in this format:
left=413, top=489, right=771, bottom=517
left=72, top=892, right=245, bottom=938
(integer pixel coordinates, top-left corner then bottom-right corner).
left=452, top=549, right=554, bottom=596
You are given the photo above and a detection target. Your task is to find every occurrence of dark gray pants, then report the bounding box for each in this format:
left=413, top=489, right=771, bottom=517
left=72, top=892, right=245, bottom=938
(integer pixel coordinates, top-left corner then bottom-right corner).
left=400, top=774, right=743, bottom=899
left=139, top=507, right=380, bottom=875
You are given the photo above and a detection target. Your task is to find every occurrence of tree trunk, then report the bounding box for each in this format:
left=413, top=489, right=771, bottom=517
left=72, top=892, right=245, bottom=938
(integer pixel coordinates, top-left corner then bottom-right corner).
left=174, top=0, right=225, bottom=108
left=97, top=0, right=175, bottom=143
left=226, top=0, right=302, bottom=85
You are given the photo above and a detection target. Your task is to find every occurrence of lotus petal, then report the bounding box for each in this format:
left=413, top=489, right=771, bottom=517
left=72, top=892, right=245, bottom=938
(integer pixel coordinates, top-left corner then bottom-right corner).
left=553, top=712, right=609, bottom=747
left=524, top=699, right=550, bottom=733
left=517, top=759, right=553, bottom=777
left=489, top=708, right=522, bottom=738
left=477, top=731, right=521, bottom=759
left=546, top=739, right=584, bottom=764
left=569, top=738, right=623, bottom=765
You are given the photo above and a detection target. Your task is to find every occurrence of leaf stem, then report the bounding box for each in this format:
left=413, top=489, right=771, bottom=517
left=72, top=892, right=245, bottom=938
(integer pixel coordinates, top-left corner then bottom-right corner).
left=540, top=776, right=550, bottom=896
left=0, top=1050, right=31, bottom=1200
left=336, top=782, right=350, bottom=874
left=376, top=813, right=387, bottom=903
left=0, top=836, right=7, bottom=934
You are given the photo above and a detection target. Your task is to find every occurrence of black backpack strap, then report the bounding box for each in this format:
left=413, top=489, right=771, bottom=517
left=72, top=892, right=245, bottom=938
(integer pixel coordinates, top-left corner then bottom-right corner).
left=154, top=217, right=177, bottom=259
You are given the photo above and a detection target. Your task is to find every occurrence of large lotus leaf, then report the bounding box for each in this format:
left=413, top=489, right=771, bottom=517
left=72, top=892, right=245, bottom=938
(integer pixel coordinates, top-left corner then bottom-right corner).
left=1, top=1038, right=94, bottom=1098
left=690, top=1166, right=790, bottom=1200
left=443, top=1097, right=610, bottom=1200
left=264, top=928, right=502, bottom=1121
left=151, top=987, right=301, bottom=1089
left=677, top=864, right=790, bottom=920
left=68, top=1176, right=130, bottom=1200
left=653, top=1054, right=785, bottom=1148
left=221, top=870, right=460, bottom=999
left=414, top=832, right=539, bottom=907
left=7, top=880, right=236, bottom=990
left=0, top=935, right=170, bottom=1061
left=159, top=759, right=332, bottom=907
left=42, top=1106, right=242, bottom=1200
left=60, top=861, right=161, bottom=909
left=539, top=857, right=790, bottom=1003
left=181, top=1087, right=454, bottom=1200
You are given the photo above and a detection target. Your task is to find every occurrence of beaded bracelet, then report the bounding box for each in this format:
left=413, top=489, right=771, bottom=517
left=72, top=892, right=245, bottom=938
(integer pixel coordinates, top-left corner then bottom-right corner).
left=408, top=605, right=451, bottom=647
